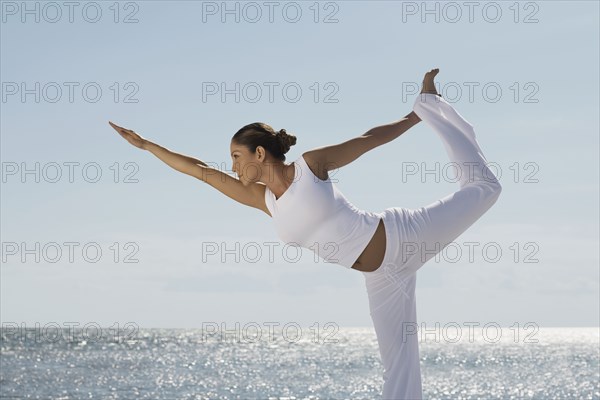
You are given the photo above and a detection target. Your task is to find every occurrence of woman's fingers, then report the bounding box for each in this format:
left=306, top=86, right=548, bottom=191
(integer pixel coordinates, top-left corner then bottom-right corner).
left=109, top=121, right=125, bottom=133
left=108, top=121, right=145, bottom=149
left=108, top=121, right=123, bottom=131
left=109, top=121, right=129, bottom=131
left=109, top=121, right=136, bottom=135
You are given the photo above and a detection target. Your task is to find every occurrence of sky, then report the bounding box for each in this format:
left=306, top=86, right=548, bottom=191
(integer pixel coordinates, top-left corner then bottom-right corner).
left=1, top=0, right=599, bottom=329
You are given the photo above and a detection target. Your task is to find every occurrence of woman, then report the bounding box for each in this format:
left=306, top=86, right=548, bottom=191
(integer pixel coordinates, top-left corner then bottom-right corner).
left=109, top=68, right=502, bottom=399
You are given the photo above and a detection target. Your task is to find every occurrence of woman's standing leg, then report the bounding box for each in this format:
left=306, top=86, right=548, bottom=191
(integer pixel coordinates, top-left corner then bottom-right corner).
left=363, top=245, right=422, bottom=400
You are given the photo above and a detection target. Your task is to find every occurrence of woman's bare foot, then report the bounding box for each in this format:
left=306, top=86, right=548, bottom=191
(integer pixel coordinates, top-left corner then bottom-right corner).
left=420, top=68, right=441, bottom=96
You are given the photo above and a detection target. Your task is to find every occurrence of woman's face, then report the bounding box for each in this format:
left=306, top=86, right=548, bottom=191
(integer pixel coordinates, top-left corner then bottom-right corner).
left=230, top=141, right=261, bottom=185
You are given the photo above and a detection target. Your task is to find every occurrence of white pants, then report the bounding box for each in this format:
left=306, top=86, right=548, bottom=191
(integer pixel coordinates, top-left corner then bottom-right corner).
left=364, top=93, right=502, bottom=399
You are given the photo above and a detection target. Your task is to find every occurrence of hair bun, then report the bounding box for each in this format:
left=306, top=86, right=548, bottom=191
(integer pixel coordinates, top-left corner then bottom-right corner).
left=275, top=129, right=286, bottom=141
left=276, top=130, right=286, bottom=149
left=275, top=128, right=296, bottom=154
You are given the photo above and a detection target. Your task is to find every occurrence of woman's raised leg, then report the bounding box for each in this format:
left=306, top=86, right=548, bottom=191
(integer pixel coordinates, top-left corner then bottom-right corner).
left=386, top=91, right=503, bottom=282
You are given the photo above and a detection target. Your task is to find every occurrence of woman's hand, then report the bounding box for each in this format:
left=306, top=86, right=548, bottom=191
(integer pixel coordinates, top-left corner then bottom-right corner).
left=109, top=121, right=147, bottom=149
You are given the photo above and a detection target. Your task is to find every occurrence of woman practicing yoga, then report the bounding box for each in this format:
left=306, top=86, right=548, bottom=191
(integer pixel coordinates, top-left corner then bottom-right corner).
left=109, top=68, right=502, bottom=399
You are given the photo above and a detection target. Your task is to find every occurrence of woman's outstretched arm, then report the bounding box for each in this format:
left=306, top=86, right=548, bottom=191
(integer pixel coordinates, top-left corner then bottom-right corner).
left=306, top=111, right=421, bottom=172
left=364, top=111, right=421, bottom=145
left=143, top=141, right=208, bottom=176
left=108, top=121, right=265, bottom=209
left=108, top=121, right=208, bottom=178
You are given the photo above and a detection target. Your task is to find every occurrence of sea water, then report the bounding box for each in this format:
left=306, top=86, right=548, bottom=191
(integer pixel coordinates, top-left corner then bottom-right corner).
left=1, top=327, right=598, bottom=399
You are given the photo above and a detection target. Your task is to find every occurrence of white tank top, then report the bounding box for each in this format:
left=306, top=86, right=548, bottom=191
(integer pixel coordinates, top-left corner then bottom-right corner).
left=264, top=154, right=382, bottom=269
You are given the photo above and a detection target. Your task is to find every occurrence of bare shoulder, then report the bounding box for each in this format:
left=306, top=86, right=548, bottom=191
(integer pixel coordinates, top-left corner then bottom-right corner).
left=301, top=151, right=330, bottom=181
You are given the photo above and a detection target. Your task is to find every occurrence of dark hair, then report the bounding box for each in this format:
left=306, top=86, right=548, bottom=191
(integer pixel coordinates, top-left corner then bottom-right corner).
left=232, top=122, right=297, bottom=162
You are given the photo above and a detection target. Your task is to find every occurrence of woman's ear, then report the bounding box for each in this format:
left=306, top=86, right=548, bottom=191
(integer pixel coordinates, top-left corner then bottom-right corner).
left=255, top=146, right=266, bottom=161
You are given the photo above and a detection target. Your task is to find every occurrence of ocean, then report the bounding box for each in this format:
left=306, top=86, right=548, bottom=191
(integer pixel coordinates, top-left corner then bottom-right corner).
left=1, top=327, right=598, bottom=399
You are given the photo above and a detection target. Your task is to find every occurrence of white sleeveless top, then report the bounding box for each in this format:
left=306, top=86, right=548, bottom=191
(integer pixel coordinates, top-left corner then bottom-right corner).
left=264, top=154, right=382, bottom=269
